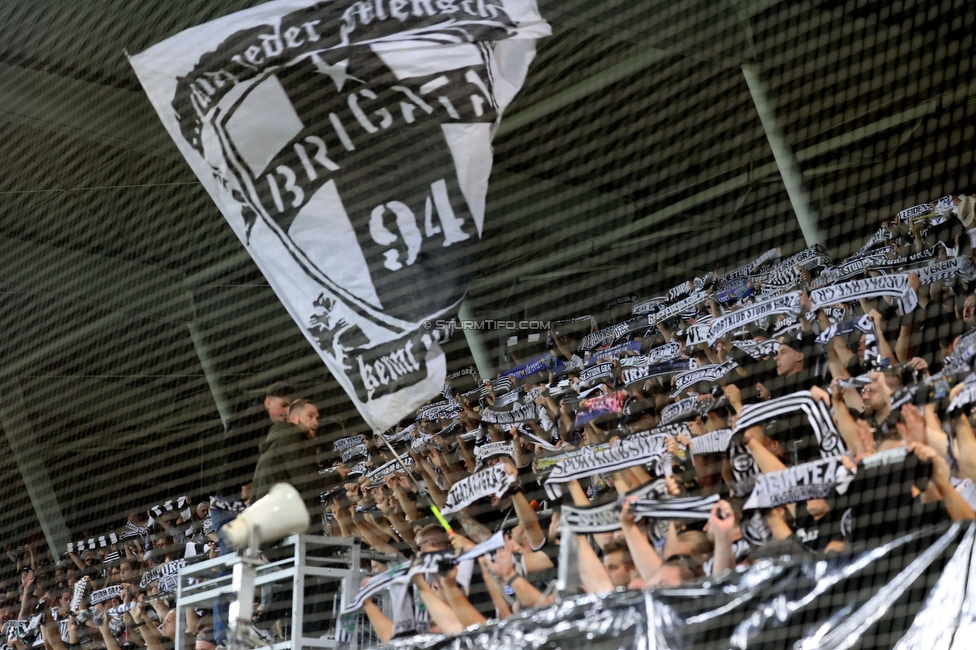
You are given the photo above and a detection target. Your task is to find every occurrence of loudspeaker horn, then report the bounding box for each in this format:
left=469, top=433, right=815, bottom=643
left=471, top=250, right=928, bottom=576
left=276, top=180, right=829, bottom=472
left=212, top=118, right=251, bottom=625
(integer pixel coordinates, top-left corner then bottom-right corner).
left=220, top=482, right=310, bottom=549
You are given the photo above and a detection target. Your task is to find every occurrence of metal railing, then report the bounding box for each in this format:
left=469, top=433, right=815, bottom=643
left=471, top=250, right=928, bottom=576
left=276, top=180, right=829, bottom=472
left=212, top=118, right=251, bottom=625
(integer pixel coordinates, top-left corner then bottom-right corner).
left=175, top=535, right=363, bottom=650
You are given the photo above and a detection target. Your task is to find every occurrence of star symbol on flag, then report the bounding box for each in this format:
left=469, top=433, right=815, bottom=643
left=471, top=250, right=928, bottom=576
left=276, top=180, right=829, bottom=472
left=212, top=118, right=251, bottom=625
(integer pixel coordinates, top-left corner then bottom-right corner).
left=310, top=54, right=364, bottom=92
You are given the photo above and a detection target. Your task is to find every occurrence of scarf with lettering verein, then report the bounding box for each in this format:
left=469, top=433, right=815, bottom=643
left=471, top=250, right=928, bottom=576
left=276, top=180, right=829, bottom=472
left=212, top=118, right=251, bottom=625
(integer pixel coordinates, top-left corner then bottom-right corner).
left=811, top=274, right=918, bottom=315
left=917, top=256, right=976, bottom=285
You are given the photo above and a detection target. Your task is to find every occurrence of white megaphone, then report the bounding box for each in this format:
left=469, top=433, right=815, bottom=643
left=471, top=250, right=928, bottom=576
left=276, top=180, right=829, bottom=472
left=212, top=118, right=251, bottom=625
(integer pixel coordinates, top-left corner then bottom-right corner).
left=220, top=482, right=311, bottom=550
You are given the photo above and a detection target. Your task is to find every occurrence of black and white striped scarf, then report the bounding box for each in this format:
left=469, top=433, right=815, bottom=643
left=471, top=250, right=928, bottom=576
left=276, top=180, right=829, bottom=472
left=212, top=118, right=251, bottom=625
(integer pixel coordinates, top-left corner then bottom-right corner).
left=732, top=391, right=846, bottom=459
left=629, top=493, right=721, bottom=521
left=651, top=291, right=709, bottom=326
left=811, top=274, right=918, bottom=315
left=366, top=455, right=416, bottom=488
left=149, top=496, right=192, bottom=523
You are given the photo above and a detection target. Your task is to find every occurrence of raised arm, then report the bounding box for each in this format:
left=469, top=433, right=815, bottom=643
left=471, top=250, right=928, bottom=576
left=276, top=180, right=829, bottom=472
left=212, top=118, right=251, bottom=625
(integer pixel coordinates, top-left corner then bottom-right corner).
left=619, top=498, right=662, bottom=583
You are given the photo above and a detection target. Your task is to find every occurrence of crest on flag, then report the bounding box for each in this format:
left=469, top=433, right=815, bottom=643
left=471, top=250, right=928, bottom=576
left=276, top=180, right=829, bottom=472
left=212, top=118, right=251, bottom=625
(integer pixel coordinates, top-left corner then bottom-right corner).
left=130, top=0, right=549, bottom=432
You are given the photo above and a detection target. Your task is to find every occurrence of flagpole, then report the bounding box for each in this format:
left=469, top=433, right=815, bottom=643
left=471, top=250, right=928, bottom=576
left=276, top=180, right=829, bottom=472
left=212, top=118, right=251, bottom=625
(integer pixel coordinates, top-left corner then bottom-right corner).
left=375, top=433, right=454, bottom=534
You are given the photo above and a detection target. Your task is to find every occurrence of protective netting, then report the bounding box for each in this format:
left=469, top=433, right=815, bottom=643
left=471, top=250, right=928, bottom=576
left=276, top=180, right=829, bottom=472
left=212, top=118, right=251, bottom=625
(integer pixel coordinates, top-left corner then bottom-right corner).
left=1, top=0, right=975, bottom=649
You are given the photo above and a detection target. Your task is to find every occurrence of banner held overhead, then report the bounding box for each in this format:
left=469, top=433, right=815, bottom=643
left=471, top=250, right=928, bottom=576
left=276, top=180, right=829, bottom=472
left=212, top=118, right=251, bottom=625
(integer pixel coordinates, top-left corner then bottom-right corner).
left=129, top=0, right=550, bottom=432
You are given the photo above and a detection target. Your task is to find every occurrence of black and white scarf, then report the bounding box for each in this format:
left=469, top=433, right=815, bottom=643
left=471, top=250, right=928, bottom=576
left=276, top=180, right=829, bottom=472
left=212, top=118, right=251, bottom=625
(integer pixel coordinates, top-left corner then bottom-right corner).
left=650, top=291, right=708, bottom=326
left=642, top=340, right=684, bottom=365
left=629, top=493, right=721, bottom=521
left=559, top=479, right=669, bottom=534
left=491, top=388, right=522, bottom=409
left=620, top=359, right=695, bottom=387
left=139, top=559, right=186, bottom=589
left=898, top=201, right=933, bottom=222
left=442, top=465, right=517, bottom=513
left=671, top=359, right=738, bottom=396
left=479, top=402, right=538, bottom=425
left=456, top=529, right=506, bottom=561
left=743, top=457, right=852, bottom=509
left=708, top=292, right=801, bottom=344
left=660, top=396, right=704, bottom=426
left=89, top=586, right=124, bottom=605
left=732, top=391, right=846, bottom=459
left=815, top=314, right=875, bottom=345
left=682, top=323, right=712, bottom=347
left=532, top=443, right=612, bottom=476
left=473, top=442, right=514, bottom=466
left=587, top=340, right=643, bottom=366
left=418, top=399, right=461, bottom=421
left=690, top=428, right=735, bottom=455
left=366, top=455, right=416, bottom=488
left=811, top=274, right=918, bottom=315
left=606, top=294, right=640, bottom=311
left=632, top=296, right=667, bottom=315
left=917, top=256, right=976, bottom=285
left=544, top=433, right=673, bottom=499
left=733, top=338, right=780, bottom=359
left=149, top=496, right=193, bottom=523
left=67, top=533, right=119, bottom=554
left=341, top=444, right=370, bottom=463
left=579, top=361, right=616, bottom=388
left=334, top=434, right=368, bottom=451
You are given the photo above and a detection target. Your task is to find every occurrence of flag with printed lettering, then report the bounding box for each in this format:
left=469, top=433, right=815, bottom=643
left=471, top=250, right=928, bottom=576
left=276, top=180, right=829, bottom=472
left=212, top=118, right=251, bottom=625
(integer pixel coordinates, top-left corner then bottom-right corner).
left=129, top=0, right=549, bottom=432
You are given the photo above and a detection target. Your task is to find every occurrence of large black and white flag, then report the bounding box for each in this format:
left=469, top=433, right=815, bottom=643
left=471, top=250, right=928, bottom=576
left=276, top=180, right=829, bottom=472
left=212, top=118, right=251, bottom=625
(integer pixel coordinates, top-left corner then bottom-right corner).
left=130, top=0, right=550, bottom=433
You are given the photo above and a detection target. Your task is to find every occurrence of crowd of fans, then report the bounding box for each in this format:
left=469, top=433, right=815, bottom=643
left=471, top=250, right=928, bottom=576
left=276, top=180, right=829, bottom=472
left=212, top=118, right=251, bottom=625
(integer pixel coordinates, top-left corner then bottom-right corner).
left=4, top=191, right=976, bottom=649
